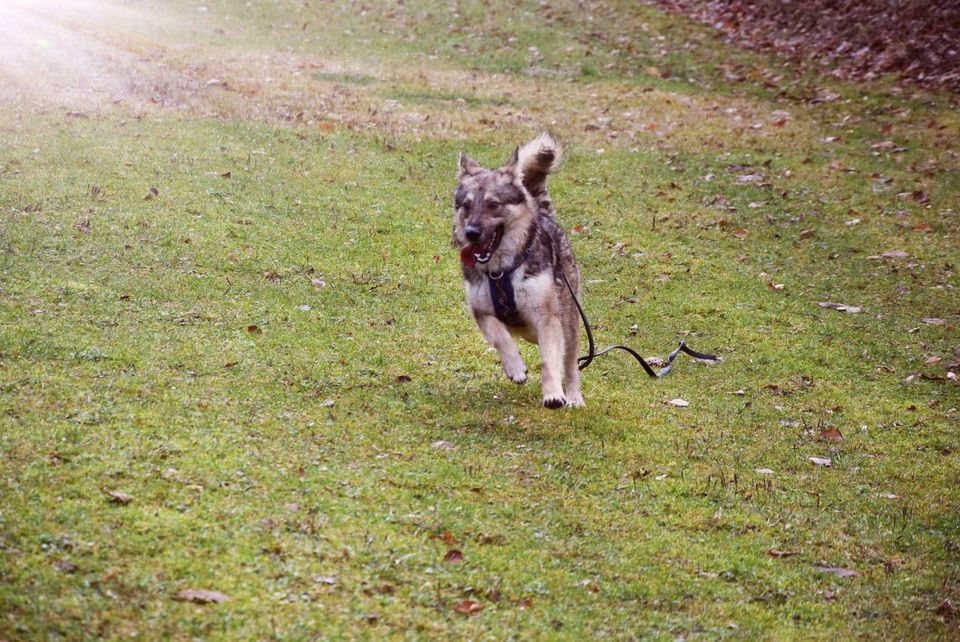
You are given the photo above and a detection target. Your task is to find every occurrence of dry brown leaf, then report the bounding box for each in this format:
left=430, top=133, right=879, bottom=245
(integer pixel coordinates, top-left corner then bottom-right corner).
left=818, top=302, right=862, bottom=314
left=665, top=398, right=689, bottom=407
left=443, top=549, right=463, bottom=563
left=819, top=428, right=843, bottom=442
left=105, top=490, right=133, bottom=504
left=454, top=599, right=484, bottom=614
left=174, top=588, right=229, bottom=604
left=815, top=566, right=858, bottom=579
left=767, top=549, right=800, bottom=558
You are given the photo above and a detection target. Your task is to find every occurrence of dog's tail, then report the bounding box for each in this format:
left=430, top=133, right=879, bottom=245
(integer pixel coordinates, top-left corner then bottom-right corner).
left=516, top=132, right=561, bottom=200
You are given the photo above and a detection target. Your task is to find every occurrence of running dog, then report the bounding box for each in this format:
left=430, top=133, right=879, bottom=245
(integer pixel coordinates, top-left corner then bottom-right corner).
left=453, top=133, right=583, bottom=409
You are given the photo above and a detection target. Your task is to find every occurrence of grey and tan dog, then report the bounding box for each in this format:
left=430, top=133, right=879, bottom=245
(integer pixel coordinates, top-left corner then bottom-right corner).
left=453, top=133, right=584, bottom=409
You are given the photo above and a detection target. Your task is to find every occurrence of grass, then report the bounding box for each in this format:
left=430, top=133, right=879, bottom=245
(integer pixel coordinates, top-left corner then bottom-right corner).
left=1, top=0, right=958, bottom=639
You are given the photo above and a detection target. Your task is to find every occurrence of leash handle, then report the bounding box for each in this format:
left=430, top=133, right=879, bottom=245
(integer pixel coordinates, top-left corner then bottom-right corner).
left=560, top=272, right=718, bottom=377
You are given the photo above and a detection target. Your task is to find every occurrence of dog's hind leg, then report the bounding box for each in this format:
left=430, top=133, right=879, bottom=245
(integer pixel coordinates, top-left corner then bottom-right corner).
left=537, top=316, right=567, bottom=409
left=475, top=314, right=528, bottom=384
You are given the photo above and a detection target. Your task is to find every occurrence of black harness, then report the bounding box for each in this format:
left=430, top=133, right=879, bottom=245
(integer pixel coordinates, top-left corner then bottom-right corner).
left=487, top=246, right=531, bottom=327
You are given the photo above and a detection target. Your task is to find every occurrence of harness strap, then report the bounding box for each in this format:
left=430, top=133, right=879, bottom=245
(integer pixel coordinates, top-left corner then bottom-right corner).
left=561, top=272, right=719, bottom=377
left=487, top=245, right=532, bottom=327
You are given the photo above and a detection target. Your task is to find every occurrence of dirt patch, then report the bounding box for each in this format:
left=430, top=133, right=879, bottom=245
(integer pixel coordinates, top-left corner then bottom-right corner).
left=659, top=0, right=960, bottom=93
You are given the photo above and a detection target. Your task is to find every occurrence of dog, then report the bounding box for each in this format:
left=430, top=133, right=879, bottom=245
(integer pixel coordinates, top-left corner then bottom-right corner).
left=452, top=133, right=584, bottom=409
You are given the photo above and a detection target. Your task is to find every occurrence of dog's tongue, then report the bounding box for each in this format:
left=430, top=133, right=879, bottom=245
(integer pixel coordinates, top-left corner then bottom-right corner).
left=460, top=244, right=478, bottom=267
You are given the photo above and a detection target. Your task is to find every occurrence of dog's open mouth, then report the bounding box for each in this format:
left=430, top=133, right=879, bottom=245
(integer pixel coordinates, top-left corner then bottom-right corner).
left=460, top=225, right=503, bottom=267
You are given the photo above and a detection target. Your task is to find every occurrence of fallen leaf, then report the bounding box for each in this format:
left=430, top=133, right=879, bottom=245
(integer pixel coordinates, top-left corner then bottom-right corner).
left=396, top=375, right=412, bottom=383
left=808, top=456, right=832, bottom=467
left=798, top=228, right=816, bottom=240
left=767, top=549, right=800, bottom=558
left=220, top=170, right=231, bottom=178
left=665, top=398, right=689, bottom=407
left=730, top=389, right=746, bottom=396
left=54, top=559, right=78, bottom=573
left=871, top=140, right=897, bottom=150
left=576, top=579, right=600, bottom=592
left=768, top=281, right=785, bottom=291
left=431, top=440, right=457, bottom=450
left=321, top=399, right=335, bottom=407
left=845, top=218, right=861, bottom=226
left=922, top=318, right=945, bottom=325
left=144, top=187, right=160, bottom=201
left=925, top=356, right=943, bottom=366
left=881, top=250, right=908, bottom=259
left=443, top=549, right=463, bottom=563
left=105, top=490, right=133, bottom=504
left=732, top=228, right=748, bottom=239
left=174, top=588, right=229, bottom=604
left=454, top=600, right=484, bottom=614
left=246, top=324, right=262, bottom=334
left=818, top=302, right=862, bottom=314
left=819, top=428, right=843, bottom=442
left=912, top=222, right=934, bottom=233
left=936, top=598, right=955, bottom=619
left=876, top=492, right=900, bottom=499
left=754, top=468, right=775, bottom=475
left=437, top=530, right=456, bottom=546
left=314, top=575, right=337, bottom=585
left=815, top=566, right=858, bottom=579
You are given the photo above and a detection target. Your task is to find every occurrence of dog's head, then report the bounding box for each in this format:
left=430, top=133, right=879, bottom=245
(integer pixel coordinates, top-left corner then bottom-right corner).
left=452, top=147, right=534, bottom=270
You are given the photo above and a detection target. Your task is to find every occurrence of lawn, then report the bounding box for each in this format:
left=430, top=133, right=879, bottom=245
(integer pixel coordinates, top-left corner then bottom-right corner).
left=1, top=0, right=958, bottom=639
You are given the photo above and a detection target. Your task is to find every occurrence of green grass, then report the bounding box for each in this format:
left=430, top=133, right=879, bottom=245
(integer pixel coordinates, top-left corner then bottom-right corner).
left=1, top=0, right=959, bottom=639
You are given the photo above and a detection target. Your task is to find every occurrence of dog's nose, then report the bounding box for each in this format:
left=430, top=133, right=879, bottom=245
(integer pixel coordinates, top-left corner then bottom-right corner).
left=464, top=224, right=481, bottom=242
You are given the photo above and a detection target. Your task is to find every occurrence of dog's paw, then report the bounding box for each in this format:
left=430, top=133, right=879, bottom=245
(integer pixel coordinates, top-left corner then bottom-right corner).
left=504, top=364, right=528, bottom=385
left=565, top=394, right=585, bottom=408
left=542, top=395, right=566, bottom=410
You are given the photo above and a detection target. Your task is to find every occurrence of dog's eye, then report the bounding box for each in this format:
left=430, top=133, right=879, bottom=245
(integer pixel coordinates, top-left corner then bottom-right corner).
left=485, top=200, right=502, bottom=209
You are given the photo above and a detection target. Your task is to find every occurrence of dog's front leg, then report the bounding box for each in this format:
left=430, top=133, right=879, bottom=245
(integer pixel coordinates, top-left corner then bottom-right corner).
left=563, top=330, right=584, bottom=408
left=537, top=315, right=566, bottom=409
left=475, top=314, right=528, bottom=384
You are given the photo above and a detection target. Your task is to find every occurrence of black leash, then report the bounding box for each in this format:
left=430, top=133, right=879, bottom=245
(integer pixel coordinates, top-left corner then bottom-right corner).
left=561, top=272, right=719, bottom=377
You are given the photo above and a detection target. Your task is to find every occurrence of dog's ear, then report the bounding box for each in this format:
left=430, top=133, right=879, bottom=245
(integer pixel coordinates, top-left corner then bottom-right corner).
left=502, top=146, right=520, bottom=175
left=458, top=153, right=481, bottom=179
